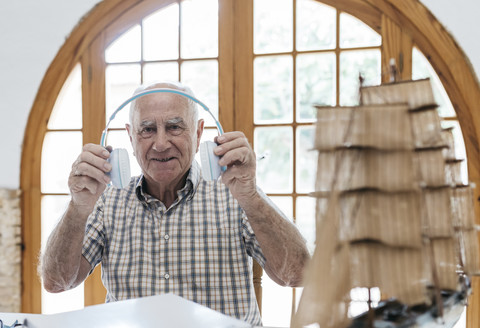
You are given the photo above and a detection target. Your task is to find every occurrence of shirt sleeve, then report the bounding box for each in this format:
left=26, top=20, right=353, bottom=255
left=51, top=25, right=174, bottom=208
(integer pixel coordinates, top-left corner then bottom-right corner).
left=242, top=212, right=266, bottom=268
left=81, top=195, right=106, bottom=274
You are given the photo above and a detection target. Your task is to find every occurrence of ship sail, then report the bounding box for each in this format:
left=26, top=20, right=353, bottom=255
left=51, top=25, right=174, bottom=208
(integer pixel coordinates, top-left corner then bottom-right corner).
left=294, top=79, right=479, bottom=328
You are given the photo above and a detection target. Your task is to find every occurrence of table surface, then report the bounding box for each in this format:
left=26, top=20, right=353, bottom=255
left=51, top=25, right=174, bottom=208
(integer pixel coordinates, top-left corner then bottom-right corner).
left=0, top=294, right=260, bottom=328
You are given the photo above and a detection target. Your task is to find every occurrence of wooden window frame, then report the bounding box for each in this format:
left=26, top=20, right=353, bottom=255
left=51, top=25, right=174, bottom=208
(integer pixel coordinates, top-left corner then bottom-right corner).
left=21, top=1, right=480, bottom=327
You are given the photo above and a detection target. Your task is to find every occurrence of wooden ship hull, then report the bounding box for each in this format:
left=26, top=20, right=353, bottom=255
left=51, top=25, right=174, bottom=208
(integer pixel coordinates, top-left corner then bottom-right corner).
left=349, top=280, right=469, bottom=327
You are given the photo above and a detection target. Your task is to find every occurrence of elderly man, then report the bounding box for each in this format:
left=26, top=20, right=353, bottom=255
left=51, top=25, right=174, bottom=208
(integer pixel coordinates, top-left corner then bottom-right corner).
left=41, top=81, right=309, bottom=326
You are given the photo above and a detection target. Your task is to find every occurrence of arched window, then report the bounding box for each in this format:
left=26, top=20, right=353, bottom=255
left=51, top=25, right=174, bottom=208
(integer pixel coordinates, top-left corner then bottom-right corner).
left=22, top=1, right=480, bottom=327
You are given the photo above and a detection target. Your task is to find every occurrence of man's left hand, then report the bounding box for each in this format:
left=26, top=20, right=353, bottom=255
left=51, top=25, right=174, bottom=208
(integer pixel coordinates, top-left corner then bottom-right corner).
left=214, top=132, right=257, bottom=202
left=215, top=132, right=309, bottom=287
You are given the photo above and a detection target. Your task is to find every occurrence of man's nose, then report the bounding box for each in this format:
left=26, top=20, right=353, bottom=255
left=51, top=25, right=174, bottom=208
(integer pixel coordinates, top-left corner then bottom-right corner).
left=152, top=128, right=171, bottom=152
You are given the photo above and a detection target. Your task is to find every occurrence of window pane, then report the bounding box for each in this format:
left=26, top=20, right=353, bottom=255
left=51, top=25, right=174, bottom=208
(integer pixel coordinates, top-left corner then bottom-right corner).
left=143, top=62, right=179, bottom=85
left=254, top=56, right=293, bottom=124
left=255, top=127, right=293, bottom=193
left=41, top=195, right=85, bottom=314
left=340, top=49, right=381, bottom=106
left=41, top=195, right=70, bottom=250
left=254, top=0, right=293, bottom=54
left=296, top=196, right=316, bottom=254
left=349, top=288, right=380, bottom=317
left=269, top=196, right=293, bottom=220
left=340, top=13, right=381, bottom=48
left=296, top=53, right=336, bottom=121
left=412, top=47, right=456, bottom=117
left=262, top=274, right=292, bottom=327
left=200, top=128, right=220, bottom=144
left=48, top=64, right=82, bottom=129
left=105, top=64, right=141, bottom=129
left=180, top=0, right=218, bottom=59
left=181, top=60, right=219, bottom=128
left=143, top=4, right=179, bottom=61
left=296, top=126, right=316, bottom=193
left=41, top=132, right=82, bottom=193
left=105, top=25, right=141, bottom=63
left=296, top=0, right=336, bottom=51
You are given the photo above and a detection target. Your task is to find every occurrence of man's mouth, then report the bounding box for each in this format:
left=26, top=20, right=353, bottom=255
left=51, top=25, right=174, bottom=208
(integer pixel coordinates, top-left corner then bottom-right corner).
left=152, top=157, right=174, bottom=162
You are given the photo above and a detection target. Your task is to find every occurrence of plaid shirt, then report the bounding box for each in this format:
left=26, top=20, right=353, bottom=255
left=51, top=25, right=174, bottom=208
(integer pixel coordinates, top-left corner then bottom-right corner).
left=82, top=160, right=265, bottom=326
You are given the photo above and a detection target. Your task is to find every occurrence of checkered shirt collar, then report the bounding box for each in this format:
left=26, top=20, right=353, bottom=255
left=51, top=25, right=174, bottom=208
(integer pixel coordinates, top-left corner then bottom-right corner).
left=134, top=160, right=202, bottom=204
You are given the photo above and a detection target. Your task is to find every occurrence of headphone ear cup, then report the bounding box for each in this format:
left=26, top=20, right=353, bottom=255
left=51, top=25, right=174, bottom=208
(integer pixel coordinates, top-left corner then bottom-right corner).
left=200, top=141, right=223, bottom=181
left=108, top=148, right=131, bottom=188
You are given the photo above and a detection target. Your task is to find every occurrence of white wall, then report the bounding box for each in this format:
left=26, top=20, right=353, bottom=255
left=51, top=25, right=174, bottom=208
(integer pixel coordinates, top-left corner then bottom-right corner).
left=0, top=0, right=101, bottom=189
left=421, top=0, right=480, bottom=78
left=0, top=0, right=478, bottom=189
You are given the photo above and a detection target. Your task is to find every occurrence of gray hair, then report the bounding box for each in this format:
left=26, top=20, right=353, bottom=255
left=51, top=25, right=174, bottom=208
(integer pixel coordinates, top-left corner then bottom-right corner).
left=129, top=81, right=198, bottom=125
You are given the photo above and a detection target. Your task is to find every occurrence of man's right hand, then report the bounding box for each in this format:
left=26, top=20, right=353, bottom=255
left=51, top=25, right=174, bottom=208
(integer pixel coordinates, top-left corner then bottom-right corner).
left=68, top=143, right=112, bottom=209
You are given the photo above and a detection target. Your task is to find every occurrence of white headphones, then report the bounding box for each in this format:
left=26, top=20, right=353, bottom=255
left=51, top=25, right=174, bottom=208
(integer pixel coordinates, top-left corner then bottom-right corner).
left=100, top=88, right=225, bottom=188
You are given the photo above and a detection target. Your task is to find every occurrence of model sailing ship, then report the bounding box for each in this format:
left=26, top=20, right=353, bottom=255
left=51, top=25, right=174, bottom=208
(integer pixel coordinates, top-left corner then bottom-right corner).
left=293, top=78, right=480, bottom=328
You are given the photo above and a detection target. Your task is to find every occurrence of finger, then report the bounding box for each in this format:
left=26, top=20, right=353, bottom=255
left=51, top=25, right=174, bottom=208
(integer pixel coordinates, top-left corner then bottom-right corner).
left=72, top=161, right=111, bottom=184
left=221, top=164, right=252, bottom=179
left=71, top=144, right=109, bottom=170
left=72, top=145, right=112, bottom=177
left=82, top=143, right=112, bottom=159
left=78, top=151, right=112, bottom=172
left=218, top=146, right=255, bottom=168
left=214, top=136, right=251, bottom=157
left=69, top=175, right=103, bottom=195
left=215, top=131, right=246, bottom=142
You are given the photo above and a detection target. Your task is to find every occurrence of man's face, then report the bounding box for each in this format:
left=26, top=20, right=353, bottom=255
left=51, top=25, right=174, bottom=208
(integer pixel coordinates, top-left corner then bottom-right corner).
left=126, top=93, right=204, bottom=190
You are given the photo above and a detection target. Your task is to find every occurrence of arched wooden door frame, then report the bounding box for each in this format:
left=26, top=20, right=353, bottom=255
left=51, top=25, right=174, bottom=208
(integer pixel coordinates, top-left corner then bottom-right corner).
left=21, top=1, right=480, bottom=326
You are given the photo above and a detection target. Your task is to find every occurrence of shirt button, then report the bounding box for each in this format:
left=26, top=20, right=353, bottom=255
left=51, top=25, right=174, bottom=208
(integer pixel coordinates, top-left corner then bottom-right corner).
left=164, top=234, right=170, bottom=240
left=164, top=273, right=170, bottom=280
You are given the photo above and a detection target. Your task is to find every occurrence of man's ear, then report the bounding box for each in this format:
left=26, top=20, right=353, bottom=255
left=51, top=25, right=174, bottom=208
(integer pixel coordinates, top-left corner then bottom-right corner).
left=125, top=124, right=133, bottom=142
left=196, top=119, right=205, bottom=152
left=125, top=123, right=135, bottom=156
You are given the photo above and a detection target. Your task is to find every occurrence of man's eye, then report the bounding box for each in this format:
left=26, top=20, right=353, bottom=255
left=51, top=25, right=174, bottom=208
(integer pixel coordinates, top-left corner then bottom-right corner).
left=139, top=127, right=156, bottom=137
left=167, top=124, right=185, bottom=135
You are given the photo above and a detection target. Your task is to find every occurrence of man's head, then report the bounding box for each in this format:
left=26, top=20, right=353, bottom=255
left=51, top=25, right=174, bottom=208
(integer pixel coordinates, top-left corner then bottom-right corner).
left=126, top=81, right=204, bottom=194
left=129, top=81, right=199, bottom=126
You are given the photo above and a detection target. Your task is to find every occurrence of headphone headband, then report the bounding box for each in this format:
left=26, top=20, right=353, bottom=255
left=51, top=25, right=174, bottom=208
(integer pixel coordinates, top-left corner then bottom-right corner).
left=100, top=88, right=224, bottom=146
